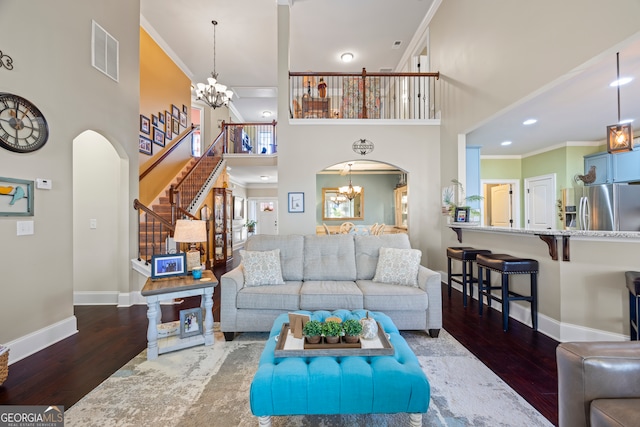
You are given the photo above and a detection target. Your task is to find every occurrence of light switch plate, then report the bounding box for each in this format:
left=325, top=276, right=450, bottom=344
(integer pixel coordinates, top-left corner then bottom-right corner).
left=36, top=178, right=52, bottom=190
left=17, top=221, right=34, bottom=236
left=90, top=219, right=97, bottom=229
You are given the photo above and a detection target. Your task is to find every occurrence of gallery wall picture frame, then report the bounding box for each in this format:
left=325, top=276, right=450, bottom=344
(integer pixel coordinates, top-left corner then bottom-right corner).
left=233, top=196, right=244, bottom=220
left=288, top=192, right=304, bottom=213
left=139, top=135, right=152, bottom=155
left=140, top=114, right=150, bottom=134
left=152, top=127, right=165, bottom=147
left=151, top=114, right=158, bottom=127
left=180, top=111, right=187, bottom=128
left=172, top=117, right=179, bottom=135
left=172, top=104, right=180, bottom=118
left=180, top=308, right=203, bottom=339
left=165, top=110, right=171, bottom=126
left=182, top=104, right=188, bottom=114
left=455, top=207, right=470, bottom=223
left=150, top=253, right=187, bottom=280
left=0, top=177, right=34, bottom=216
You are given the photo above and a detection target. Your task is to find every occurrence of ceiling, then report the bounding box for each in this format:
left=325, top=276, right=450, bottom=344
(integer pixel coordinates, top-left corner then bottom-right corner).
left=141, top=0, right=640, bottom=183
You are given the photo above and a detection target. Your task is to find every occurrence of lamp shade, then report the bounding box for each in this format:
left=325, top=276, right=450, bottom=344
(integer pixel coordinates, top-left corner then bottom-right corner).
left=173, top=219, right=207, bottom=243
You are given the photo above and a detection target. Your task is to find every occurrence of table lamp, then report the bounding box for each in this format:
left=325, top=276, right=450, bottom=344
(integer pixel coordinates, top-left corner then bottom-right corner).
left=173, top=219, right=207, bottom=271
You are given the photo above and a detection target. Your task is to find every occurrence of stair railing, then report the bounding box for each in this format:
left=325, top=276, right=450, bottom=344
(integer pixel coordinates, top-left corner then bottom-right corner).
left=133, top=199, right=174, bottom=263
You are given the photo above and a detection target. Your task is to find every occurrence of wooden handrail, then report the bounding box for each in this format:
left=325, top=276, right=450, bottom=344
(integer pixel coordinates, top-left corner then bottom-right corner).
left=133, top=199, right=173, bottom=230
left=289, top=70, right=440, bottom=79
left=139, top=125, right=197, bottom=180
left=173, top=131, right=224, bottom=190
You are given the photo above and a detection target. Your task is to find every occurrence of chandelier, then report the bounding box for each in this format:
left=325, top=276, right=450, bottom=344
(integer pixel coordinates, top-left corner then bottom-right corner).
left=339, top=163, right=362, bottom=201
left=193, top=20, right=233, bottom=109
left=606, top=52, right=633, bottom=153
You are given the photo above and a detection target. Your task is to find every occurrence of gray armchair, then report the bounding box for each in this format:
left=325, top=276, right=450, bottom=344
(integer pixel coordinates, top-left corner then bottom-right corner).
left=556, top=341, right=640, bottom=427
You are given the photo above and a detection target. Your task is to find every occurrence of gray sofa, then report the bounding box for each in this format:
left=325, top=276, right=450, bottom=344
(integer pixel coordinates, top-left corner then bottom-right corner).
left=220, top=233, right=442, bottom=340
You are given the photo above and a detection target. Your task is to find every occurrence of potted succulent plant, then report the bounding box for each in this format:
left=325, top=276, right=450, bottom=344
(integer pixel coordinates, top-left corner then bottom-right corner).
left=244, top=219, right=257, bottom=233
left=302, top=320, right=322, bottom=344
left=342, top=319, right=362, bottom=343
left=322, top=321, right=343, bottom=344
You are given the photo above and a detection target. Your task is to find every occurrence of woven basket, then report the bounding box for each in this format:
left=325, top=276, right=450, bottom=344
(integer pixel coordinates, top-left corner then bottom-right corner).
left=0, top=348, right=8, bottom=386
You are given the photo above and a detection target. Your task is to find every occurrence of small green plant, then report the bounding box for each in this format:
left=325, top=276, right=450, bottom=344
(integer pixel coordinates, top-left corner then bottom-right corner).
left=321, top=321, right=343, bottom=337
left=444, top=179, right=484, bottom=219
left=244, top=220, right=257, bottom=228
left=342, top=319, right=362, bottom=336
left=302, top=320, right=322, bottom=337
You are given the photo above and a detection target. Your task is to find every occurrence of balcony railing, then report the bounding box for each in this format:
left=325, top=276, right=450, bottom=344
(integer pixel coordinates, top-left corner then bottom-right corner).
left=290, top=68, right=440, bottom=120
left=222, top=121, right=277, bottom=155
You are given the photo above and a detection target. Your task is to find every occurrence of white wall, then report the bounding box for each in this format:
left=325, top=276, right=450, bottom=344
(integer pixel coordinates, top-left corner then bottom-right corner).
left=0, top=0, right=140, bottom=362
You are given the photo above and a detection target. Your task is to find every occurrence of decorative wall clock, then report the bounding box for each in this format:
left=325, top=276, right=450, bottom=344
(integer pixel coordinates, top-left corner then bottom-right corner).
left=0, top=92, right=49, bottom=153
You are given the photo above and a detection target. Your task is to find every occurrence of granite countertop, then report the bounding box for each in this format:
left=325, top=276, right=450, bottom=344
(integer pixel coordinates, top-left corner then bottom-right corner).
left=448, top=223, right=640, bottom=239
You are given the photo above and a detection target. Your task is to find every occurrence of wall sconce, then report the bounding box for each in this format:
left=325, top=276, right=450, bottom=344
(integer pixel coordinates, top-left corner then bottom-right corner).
left=173, top=219, right=207, bottom=271
left=607, top=52, right=634, bottom=153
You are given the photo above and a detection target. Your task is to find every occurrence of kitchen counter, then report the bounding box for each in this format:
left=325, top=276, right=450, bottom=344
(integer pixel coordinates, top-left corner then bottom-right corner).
left=448, top=224, right=640, bottom=261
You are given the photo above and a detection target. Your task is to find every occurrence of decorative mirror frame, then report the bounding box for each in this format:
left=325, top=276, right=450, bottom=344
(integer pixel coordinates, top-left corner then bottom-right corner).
left=322, top=187, right=364, bottom=220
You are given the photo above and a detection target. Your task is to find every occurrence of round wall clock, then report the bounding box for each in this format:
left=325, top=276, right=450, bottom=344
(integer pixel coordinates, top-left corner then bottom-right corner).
left=0, top=92, right=49, bottom=153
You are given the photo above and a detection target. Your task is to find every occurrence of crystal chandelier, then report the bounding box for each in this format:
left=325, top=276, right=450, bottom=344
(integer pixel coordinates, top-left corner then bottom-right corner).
left=193, top=20, right=233, bottom=109
left=339, top=163, right=362, bottom=201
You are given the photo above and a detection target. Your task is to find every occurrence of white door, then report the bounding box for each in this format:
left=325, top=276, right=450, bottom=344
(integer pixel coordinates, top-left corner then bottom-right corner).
left=490, top=184, right=512, bottom=227
left=525, top=174, right=556, bottom=230
left=255, top=200, right=278, bottom=235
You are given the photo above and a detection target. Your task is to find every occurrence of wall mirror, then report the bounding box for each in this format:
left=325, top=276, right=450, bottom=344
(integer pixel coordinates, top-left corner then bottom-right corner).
left=322, top=187, right=364, bottom=220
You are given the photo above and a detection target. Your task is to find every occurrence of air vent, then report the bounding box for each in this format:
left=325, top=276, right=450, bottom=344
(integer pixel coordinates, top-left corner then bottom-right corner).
left=92, top=20, right=119, bottom=82
left=391, top=40, right=402, bottom=49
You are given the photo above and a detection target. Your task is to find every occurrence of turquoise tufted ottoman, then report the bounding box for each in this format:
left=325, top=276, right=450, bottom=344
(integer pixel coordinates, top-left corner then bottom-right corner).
left=250, top=309, right=430, bottom=426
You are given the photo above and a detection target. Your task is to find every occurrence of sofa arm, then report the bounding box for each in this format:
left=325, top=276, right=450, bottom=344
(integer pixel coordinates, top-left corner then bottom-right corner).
left=220, top=266, right=244, bottom=333
left=418, top=265, right=443, bottom=332
left=557, top=341, right=640, bottom=427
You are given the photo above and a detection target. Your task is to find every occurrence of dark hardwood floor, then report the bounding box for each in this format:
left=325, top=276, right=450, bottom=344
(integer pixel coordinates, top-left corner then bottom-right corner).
left=0, top=262, right=559, bottom=425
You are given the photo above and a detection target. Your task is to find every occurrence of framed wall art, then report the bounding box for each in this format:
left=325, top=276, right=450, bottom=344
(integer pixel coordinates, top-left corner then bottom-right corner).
left=0, top=177, right=34, bottom=216
left=151, top=253, right=187, bottom=280
left=151, top=114, right=158, bottom=127
left=140, top=114, right=150, bottom=134
left=180, top=111, right=187, bottom=128
left=172, top=104, right=180, bottom=118
left=180, top=308, right=202, bottom=339
left=159, top=112, right=165, bottom=125
left=152, top=127, right=165, bottom=147
left=288, top=192, right=304, bottom=213
left=182, top=104, right=188, bottom=114
left=139, top=135, right=152, bottom=155
left=172, top=117, right=179, bottom=135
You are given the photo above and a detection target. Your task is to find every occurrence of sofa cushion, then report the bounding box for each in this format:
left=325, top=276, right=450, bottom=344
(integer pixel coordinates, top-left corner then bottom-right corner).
left=357, top=280, right=428, bottom=311
left=303, top=234, right=357, bottom=281
left=246, top=235, right=304, bottom=281
left=355, top=234, right=412, bottom=280
left=299, top=281, right=363, bottom=311
left=240, top=249, right=285, bottom=286
left=373, top=247, right=422, bottom=286
left=591, top=398, right=640, bottom=427
left=237, top=282, right=302, bottom=311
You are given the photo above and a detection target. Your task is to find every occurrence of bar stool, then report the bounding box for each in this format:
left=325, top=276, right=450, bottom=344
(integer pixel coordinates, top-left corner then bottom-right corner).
left=476, top=253, right=538, bottom=332
left=446, top=247, right=492, bottom=307
left=626, top=271, right=640, bottom=340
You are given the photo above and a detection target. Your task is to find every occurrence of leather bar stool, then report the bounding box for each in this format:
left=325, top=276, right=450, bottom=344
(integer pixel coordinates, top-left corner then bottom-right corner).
left=626, top=271, right=640, bottom=340
left=446, top=247, right=492, bottom=307
left=476, top=253, right=538, bottom=332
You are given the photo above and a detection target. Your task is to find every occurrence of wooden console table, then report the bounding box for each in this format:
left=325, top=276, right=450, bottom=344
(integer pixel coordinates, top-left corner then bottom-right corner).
left=141, top=270, right=217, bottom=360
left=302, top=97, right=330, bottom=118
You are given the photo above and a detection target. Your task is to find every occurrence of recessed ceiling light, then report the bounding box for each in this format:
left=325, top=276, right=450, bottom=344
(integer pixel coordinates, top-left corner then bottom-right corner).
left=610, top=77, right=633, bottom=87
left=501, top=141, right=512, bottom=146
left=260, top=175, right=269, bottom=181
left=523, top=119, right=537, bottom=125
left=341, top=52, right=354, bottom=63
left=262, top=111, right=272, bottom=118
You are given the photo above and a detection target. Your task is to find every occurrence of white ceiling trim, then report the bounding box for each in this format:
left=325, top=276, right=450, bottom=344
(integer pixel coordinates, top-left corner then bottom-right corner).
left=140, top=14, right=194, bottom=80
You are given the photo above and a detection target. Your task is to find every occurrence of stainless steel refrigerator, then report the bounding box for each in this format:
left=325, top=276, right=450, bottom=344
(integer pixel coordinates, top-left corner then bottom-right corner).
left=578, top=183, right=640, bottom=231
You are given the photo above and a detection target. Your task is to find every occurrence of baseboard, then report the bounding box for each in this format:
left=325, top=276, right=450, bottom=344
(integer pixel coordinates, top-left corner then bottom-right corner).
left=6, top=316, right=78, bottom=365
left=74, top=291, right=119, bottom=305
left=117, top=291, right=146, bottom=307
left=438, top=272, right=627, bottom=343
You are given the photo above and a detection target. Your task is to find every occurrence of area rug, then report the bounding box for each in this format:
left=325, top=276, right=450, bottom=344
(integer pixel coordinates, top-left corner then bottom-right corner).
left=65, top=330, right=552, bottom=427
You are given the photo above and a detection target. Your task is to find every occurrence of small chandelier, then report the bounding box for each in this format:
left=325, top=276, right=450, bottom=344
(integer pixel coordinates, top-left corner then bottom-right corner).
left=193, top=20, right=233, bottom=109
left=339, top=163, right=362, bottom=201
left=606, top=52, right=633, bottom=153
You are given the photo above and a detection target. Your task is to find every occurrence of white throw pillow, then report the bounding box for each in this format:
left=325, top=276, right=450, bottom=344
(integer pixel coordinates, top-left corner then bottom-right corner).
left=372, top=247, right=421, bottom=286
left=240, top=249, right=285, bottom=286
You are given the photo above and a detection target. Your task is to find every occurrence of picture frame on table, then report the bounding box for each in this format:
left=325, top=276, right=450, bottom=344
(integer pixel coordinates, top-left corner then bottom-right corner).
left=180, top=111, right=187, bottom=128
left=140, top=114, right=150, bottom=134
left=139, top=135, right=152, bottom=155
left=455, top=207, right=469, bottom=223
left=152, top=127, right=165, bottom=147
left=288, top=192, right=304, bottom=213
left=150, top=253, right=187, bottom=280
left=172, top=117, right=179, bottom=135
left=172, top=104, right=180, bottom=118
left=0, top=176, right=34, bottom=217
left=180, top=308, right=202, bottom=339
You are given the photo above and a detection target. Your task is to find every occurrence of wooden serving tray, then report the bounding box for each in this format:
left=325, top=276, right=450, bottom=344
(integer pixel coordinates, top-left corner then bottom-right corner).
left=274, top=322, right=394, bottom=358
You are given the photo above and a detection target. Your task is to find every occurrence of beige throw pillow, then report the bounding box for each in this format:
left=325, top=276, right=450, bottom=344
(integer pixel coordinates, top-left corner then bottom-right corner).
left=372, top=247, right=421, bottom=286
left=240, top=249, right=285, bottom=286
